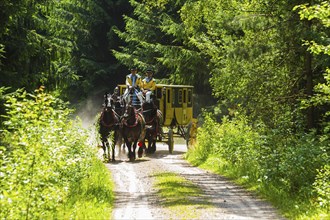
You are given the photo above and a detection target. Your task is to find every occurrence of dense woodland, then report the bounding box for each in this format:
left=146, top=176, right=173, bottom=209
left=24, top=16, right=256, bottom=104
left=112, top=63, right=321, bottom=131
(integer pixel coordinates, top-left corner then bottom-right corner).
left=1, top=0, right=329, bottom=219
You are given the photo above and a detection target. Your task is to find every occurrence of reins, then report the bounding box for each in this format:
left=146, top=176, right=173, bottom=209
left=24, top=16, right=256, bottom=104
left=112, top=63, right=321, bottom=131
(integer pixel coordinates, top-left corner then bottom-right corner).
left=142, top=106, right=156, bottom=124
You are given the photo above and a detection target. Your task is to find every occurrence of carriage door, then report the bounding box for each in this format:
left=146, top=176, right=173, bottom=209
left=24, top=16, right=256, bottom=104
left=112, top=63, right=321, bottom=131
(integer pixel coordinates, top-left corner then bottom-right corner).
left=174, top=88, right=187, bottom=125
left=164, top=87, right=173, bottom=126
left=182, top=88, right=188, bottom=124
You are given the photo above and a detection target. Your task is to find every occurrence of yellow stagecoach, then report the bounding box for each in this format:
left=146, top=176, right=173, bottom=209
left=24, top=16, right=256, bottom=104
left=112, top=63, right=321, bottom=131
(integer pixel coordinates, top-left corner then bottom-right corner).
left=117, top=84, right=195, bottom=153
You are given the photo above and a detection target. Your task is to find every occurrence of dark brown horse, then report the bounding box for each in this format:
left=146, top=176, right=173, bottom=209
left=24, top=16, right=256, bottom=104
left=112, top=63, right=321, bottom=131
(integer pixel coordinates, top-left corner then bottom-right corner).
left=121, top=103, right=146, bottom=161
left=109, top=90, right=125, bottom=151
left=99, top=93, right=120, bottom=162
left=142, top=102, right=163, bottom=154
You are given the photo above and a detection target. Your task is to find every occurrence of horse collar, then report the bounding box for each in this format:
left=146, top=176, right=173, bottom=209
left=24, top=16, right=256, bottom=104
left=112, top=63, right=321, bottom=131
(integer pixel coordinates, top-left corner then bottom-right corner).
left=100, top=110, right=116, bottom=128
left=123, top=112, right=139, bottom=128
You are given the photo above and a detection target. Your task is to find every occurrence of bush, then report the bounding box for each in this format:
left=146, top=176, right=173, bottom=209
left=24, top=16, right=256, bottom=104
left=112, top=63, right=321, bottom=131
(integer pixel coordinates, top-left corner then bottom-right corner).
left=212, top=115, right=261, bottom=178
left=313, top=164, right=330, bottom=210
left=186, top=113, right=219, bottom=165
left=258, top=131, right=329, bottom=197
left=187, top=112, right=329, bottom=214
left=0, top=87, right=105, bottom=219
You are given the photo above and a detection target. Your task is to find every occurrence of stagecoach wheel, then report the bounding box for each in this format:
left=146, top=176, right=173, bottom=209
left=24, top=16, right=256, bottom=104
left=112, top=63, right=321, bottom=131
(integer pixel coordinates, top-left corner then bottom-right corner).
left=168, top=129, right=174, bottom=154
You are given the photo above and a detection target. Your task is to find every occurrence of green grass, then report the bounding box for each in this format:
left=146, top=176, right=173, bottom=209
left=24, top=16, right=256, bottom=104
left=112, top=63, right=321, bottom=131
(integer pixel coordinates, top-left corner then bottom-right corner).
left=57, top=158, right=114, bottom=219
left=153, top=172, right=212, bottom=219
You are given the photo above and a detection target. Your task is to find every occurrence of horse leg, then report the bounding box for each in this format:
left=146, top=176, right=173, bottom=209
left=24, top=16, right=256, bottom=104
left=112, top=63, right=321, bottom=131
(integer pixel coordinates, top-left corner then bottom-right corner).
left=124, top=137, right=133, bottom=161
left=101, top=132, right=110, bottom=161
left=151, top=128, right=157, bottom=153
left=117, top=132, right=125, bottom=154
left=132, top=141, right=137, bottom=161
left=144, top=128, right=150, bottom=154
left=101, top=140, right=107, bottom=160
left=111, top=131, right=116, bottom=162
left=147, top=136, right=152, bottom=154
left=152, top=136, right=156, bottom=153
left=138, top=140, right=144, bottom=158
left=106, top=140, right=111, bottom=163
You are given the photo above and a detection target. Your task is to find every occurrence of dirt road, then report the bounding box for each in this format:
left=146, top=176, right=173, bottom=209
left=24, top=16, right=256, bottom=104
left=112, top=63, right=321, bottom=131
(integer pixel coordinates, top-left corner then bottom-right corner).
left=106, top=142, right=285, bottom=220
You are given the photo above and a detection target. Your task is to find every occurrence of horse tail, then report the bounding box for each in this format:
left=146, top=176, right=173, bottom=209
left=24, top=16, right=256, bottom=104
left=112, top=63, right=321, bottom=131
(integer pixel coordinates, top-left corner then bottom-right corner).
left=157, top=110, right=163, bottom=125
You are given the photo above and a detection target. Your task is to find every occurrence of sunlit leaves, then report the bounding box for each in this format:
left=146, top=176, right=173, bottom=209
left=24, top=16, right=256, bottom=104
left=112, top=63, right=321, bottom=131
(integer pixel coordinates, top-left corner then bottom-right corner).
left=0, top=88, right=95, bottom=219
left=294, top=2, right=330, bottom=27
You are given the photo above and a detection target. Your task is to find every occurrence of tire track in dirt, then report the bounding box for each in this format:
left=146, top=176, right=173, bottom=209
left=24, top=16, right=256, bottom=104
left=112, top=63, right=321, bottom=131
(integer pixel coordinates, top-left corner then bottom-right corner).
left=107, top=159, right=154, bottom=219
left=106, top=143, right=286, bottom=220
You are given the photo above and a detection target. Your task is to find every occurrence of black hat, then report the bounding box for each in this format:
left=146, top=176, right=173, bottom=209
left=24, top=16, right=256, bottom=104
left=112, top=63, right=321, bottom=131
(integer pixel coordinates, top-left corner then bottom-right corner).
left=130, top=67, right=137, bottom=71
left=146, top=68, right=153, bottom=73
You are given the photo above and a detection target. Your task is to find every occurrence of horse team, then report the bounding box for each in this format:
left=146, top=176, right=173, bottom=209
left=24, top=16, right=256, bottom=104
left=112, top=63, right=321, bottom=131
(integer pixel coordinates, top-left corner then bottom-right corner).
left=98, top=88, right=163, bottom=162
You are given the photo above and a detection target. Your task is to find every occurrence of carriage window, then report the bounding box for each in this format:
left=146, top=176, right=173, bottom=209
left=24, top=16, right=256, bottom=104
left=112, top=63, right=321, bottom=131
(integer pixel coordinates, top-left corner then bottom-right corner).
left=183, top=89, right=187, bottom=103
left=178, top=89, right=183, bottom=104
left=167, top=89, right=170, bottom=103
left=188, top=89, right=192, bottom=104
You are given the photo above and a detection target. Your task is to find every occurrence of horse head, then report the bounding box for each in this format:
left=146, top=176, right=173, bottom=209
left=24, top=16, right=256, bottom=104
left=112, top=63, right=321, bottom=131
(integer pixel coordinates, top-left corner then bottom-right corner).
left=103, top=92, right=112, bottom=110
left=142, top=101, right=157, bottom=124
left=123, top=103, right=136, bottom=119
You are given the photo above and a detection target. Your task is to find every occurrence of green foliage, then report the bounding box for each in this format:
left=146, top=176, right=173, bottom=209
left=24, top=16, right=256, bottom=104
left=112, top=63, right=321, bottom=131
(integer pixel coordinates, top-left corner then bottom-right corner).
left=113, top=0, right=211, bottom=93
left=294, top=2, right=330, bottom=29
left=296, top=1, right=330, bottom=139
left=313, top=164, right=330, bottom=210
left=181, top=0, right=308, bottom=128
left=0, top=0, right=79, bottom=92
left=0, top=87, right=113, bottom=219
left=57, top=158, right=114, bottom=219
left=260, top=131, right=329, bottom=196
left=188, top=113, right=261, bottom=178
left=0, top=0, right=129, bottom=102
left=186, top=113, right=218, bottom=165
left=0, top=44, right=4, bottom=66
left=187, top=113, right=330, bottom=218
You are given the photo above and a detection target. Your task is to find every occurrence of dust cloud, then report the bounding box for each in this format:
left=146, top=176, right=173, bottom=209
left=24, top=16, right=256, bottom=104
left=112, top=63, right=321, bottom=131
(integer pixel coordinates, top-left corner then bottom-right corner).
left=74, top=91, right=105, bottom=129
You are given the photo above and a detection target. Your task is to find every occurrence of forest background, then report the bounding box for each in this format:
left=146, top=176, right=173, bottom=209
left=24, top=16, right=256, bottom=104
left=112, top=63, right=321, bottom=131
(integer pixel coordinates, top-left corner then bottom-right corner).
left=0, top=0, right=329, bottom=219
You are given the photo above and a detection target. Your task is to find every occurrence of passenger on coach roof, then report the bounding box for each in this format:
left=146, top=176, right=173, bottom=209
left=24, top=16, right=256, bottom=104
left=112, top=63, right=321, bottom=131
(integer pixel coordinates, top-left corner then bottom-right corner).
left=123, top=66, right=144, bottom=107
left=142, top=68, right=156, bottom=104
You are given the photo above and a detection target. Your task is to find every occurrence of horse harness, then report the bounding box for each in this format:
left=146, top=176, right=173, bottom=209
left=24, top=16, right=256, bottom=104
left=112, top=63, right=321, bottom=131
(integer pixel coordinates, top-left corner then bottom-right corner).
left=122, top=111, right=145, bottom=128
left=100, top=108, right=119, bottom=128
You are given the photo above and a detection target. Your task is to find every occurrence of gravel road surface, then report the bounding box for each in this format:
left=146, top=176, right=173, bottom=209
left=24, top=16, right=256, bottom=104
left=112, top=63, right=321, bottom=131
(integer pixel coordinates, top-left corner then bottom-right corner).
left=105, top=142, right=285, bottom=220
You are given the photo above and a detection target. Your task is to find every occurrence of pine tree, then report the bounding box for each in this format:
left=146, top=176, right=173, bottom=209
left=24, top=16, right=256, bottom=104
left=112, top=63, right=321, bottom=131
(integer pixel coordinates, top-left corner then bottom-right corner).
left=113, top=0, right=211, bottom=93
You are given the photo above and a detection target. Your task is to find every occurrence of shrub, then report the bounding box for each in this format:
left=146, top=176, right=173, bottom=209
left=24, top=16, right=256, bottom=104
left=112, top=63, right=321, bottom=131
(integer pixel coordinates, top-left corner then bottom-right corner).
left=313, top=164, right=330, bottom=210
left=0, top=87, right=100, bottom=219
left=186, top=113, right=219, bottom=165
left=212, top=115, right=261, bottom=178
left=188, top=111, right=329, bottom=213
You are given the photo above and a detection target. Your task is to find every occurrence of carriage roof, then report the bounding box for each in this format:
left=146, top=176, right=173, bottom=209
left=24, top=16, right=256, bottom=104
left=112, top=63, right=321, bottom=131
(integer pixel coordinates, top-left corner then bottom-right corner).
left=155, top=84, right=194, bottom=89
left=117, top=84, right=193, bottom=89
